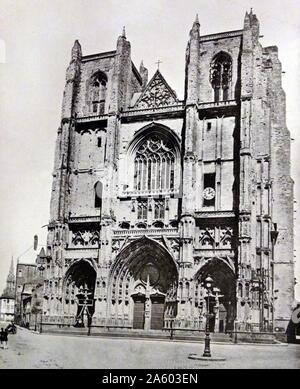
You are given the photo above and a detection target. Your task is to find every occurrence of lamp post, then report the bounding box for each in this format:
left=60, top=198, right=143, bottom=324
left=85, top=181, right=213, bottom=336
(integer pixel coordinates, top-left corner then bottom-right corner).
left=76, top=286, right=93, bottom=332
left=203, top=276, right=213, bottom=358
left=213, top=287, right=222, bottom=332
left=188, top=276, right=226, bottom=362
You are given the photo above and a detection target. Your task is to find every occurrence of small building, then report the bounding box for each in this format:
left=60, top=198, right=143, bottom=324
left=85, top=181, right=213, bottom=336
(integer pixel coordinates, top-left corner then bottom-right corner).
left=0, top=259, right=16, bottom=322
left=15, top=248, right=46, bottom=329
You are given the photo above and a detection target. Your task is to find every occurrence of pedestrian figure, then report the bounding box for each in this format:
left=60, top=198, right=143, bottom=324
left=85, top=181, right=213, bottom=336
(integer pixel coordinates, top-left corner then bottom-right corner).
left=1, top=328, right=8, bottom=349
left=0, top=328, right=4, bottom=349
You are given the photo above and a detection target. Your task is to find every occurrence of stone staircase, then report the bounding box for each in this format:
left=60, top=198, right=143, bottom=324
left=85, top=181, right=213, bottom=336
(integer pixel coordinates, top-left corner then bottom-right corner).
left=41, top=324, right=234, bottom=343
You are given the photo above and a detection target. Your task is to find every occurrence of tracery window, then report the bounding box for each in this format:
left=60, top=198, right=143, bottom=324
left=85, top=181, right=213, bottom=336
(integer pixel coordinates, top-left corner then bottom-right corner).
left=154, top=200, right=165, bottom=220
left=210, top=52, right=232, bottom=103
left=137, top=199, right=148, bottom=220
left=134, top=134, right=176, bottom=193
left=90, top=72, right=107, bottom=114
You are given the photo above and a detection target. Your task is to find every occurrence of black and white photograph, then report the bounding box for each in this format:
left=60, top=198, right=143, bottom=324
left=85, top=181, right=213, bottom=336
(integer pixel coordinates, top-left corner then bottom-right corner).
left=0, top=0, right=299, bottom=374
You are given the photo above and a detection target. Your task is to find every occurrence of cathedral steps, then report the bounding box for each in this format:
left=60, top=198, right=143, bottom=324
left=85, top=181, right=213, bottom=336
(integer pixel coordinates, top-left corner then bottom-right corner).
left=40, top=325, right=235, bottom=343
left=40, top=324, right=281, bottom=344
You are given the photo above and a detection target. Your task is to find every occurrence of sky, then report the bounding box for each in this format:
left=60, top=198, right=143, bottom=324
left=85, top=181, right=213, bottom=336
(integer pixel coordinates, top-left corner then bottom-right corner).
left=0, top=0, right=299, bottom=299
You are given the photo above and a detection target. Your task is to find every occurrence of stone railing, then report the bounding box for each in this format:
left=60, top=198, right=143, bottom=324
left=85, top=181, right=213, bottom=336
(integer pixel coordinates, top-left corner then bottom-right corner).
left=81, top=50, right=116, bottom=62
left=197, top=100, right=237, bottom=110
left=164, top=318, right=206, bottom=331
left=120, top=188, right=180, bottom=198
left=121, top=104, right=184, bottom=118
left=234, top=322, right=275, bottom=333
left=42, top=315, right=75, bottom=325
left=76, top=114, right=108, bottom=123
left=194, top=210, right=235, bottom=219
left=113, top=227, right=178, bottom=237
left=68, top=216, right=101, bottom=224
left=200, top=29, right=243, bottom=42
left=92, top=317, right=133, bottom=328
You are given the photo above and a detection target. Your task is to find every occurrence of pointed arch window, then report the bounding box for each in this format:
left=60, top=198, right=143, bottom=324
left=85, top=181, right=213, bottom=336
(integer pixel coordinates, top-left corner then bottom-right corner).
left=210, top=52, right=232, bottom=103
left=137, top=200, right=148, bottom=220
left=90, top=72, right=108, bottom=114
left=134, top=134, right=176, bottom=193
left=154, top=200, right=165, bottom=220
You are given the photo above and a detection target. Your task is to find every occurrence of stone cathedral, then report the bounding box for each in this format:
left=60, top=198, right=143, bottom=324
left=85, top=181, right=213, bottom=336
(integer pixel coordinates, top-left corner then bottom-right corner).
left=42, top=10, right=295, bottom=336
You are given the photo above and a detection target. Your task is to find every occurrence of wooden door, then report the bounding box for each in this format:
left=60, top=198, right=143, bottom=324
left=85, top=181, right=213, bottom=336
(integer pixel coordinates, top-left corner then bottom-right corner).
left=133, top=297, right=145, bottom=329
left=218, top=304, right=227, bottom=333
left=219, top=320, right=224, bottom=333
left=150, top=297, right=165, bottom=330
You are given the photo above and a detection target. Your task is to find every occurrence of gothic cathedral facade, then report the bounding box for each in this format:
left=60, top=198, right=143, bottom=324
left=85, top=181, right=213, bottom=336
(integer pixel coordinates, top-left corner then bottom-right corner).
left=42, top=11, right=294, bottom=335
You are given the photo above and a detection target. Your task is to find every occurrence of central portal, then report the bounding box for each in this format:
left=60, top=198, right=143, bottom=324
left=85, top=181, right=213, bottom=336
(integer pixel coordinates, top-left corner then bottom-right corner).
left=108, top=236, right=178, bottom=331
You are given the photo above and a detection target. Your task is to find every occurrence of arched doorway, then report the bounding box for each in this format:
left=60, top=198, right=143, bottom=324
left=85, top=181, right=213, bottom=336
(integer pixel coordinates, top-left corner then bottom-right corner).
left=195, top=258, right=236, bottom=332
left=108, top=236, right=178, bottom=330
left=64, top=259, right=97, bottom=327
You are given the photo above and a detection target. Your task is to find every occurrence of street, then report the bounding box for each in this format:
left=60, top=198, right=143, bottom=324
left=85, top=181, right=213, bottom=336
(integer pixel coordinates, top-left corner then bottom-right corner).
left=0, top=325, right=299, bottom=369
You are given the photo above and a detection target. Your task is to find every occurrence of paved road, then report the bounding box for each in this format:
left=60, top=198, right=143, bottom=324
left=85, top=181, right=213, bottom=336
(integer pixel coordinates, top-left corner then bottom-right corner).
left=0, top=326, right=299, bottom=369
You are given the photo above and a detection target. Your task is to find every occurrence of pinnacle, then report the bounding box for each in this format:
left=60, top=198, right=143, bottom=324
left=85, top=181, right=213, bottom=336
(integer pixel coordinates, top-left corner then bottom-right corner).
left=191, top=13, right=200, bottom=34
left=6, top=257, right=15, bottom=283
left=73, top=39, right=81, bottom=48
left=71, top=39, right=82, bottom=61
left=9, top=257, right=14, bottom=276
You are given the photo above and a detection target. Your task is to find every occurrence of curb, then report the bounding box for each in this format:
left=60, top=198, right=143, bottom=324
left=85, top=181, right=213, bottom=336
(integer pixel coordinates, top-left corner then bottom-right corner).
left=188, top=353, right=226, bottom=362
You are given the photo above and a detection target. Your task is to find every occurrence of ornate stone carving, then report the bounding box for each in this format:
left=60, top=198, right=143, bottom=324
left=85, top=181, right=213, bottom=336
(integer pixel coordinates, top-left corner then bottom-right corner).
left=219, top=227, right=233, bottom=248
left=64, top=258, right=73, bottom=267
left=71, top=230, right=99, bottom=247
left=135, top=70, right=178, bottom=109
left=199, top=228, right=215, bottom=248
left=169, top=238, right=180, bottom=252
left=55, top=257, right=63, bottom=268
left=112, top=239, right=122, bottom=254
left=197, top=226, right=234, bottom=250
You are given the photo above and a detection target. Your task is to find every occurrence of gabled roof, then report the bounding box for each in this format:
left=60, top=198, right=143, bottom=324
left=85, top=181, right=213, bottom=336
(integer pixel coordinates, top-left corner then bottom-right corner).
left=39, top=247, right=46, bottom=257
left=134, top=70, right=178, bottom=109
left=36, top=247, right=47, bottom=265
left=0, top=291, right=15, bottom=300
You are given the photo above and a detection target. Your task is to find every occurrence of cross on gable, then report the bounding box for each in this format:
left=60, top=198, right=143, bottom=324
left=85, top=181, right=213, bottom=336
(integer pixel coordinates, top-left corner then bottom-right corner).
left=155, top=59, right=162, bottom=70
